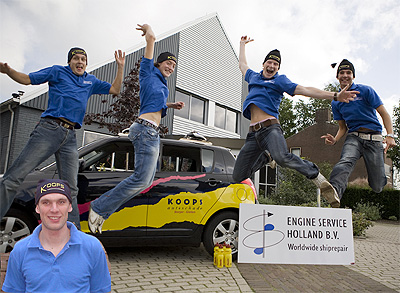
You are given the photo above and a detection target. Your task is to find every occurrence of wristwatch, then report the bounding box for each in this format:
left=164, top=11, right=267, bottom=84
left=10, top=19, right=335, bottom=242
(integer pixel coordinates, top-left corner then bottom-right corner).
left=333, top=92, right=338, bottom=101
left=386, top=134, right=395, bottom=138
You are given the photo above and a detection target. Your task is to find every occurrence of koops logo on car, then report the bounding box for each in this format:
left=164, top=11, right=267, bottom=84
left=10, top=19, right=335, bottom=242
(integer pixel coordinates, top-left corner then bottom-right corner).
left=167, top=198, right=203, bottom=206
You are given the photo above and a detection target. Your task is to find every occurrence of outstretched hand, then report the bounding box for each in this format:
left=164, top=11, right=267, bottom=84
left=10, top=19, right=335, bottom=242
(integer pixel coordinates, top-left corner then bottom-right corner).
left=337, top=84, right=359, bottom=103
left=136, top=24, right=152, bottom=36
left=321, top=133, right=336, bottom=145
left=0, top=62, right=11, bottom=74
left=170, top=101, right=185, bottom=110
left=240, top=36, right=254, bottom=45
left=383, top=136, right=396, bottom=153
left=114, top=50, right=125, bottom=67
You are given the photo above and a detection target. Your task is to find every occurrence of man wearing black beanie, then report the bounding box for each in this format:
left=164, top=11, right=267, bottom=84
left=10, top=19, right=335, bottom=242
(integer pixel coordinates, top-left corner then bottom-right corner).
left=322, top=59, right=396, bottom=200
left=233, top=36, right=359, bottom=208
left=0, top=47, right=126, bottom=229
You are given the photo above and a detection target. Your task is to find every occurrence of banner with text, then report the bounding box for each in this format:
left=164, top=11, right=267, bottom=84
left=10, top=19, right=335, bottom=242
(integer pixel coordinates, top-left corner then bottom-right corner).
left=238, top=204, right=354, bottom=265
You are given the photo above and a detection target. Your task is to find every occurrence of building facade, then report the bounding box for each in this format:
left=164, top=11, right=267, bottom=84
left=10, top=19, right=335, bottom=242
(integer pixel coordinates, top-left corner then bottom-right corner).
left=0, top=13, right=250, bottom=174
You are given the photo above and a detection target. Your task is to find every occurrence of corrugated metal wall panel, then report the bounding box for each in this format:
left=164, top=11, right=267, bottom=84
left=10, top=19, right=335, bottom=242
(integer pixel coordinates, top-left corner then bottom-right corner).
left=176, top=16, right=242, bottom=112
left=172, top=116, right=240, bottom=139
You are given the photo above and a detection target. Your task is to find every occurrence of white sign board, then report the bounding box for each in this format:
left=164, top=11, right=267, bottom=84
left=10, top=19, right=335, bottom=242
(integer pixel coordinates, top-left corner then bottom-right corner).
left=238, top=204, right=354, bottom=265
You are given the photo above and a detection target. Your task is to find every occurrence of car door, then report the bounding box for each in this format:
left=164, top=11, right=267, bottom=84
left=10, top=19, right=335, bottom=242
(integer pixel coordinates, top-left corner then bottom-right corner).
left=77, top=140, right=148, bottom=236
left=145, top=141, right=230, bottom=238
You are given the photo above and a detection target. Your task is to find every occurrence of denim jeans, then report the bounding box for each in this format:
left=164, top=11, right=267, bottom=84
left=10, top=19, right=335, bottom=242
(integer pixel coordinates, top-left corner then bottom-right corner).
left=233, top=124, right=319, bottom=182
left=0, top=118, right=80, bottom=228
left=91, top=122, right=160, bottom=219
left=330, top=134, right=387, bottom=199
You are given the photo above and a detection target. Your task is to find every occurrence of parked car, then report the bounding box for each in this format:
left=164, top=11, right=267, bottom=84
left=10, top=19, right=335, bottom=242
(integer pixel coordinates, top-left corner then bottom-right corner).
left=0, top=134, right=257, bottom=257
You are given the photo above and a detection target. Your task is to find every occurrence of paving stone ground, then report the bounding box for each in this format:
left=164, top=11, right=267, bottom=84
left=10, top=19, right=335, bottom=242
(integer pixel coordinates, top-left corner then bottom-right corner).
left=105, top=220, right=399, bottom=292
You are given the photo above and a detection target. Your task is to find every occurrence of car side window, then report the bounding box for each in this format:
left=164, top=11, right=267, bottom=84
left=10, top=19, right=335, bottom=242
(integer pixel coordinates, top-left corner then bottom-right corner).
left=82, top=142, right=134, bottom=172
left=201, top=149, right=214, bottom=173
left=161, top=145, right=201, bottom=172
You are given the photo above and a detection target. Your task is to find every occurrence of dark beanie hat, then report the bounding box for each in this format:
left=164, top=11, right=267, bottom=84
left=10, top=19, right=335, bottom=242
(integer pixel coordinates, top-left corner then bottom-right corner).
left=35, top=179, right=72, bottom=205
left=67, top=47, right=87, bottom=64
left=264, top=49, right=281, bottom=65
left=333, top=59, right=355, bottom=78
left=156, top=52, right=177, bottom=64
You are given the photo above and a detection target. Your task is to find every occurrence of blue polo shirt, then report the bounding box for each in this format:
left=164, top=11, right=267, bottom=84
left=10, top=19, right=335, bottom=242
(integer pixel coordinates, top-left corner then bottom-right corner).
left=2, top=222, right=111, bottom=293
left=332, top=83, right=383, bottom=133
left=243, top=69, right=298, bottom=120
left=139, top=57, right=169, bottom=118
left=29, top=65, right=111, bottom=129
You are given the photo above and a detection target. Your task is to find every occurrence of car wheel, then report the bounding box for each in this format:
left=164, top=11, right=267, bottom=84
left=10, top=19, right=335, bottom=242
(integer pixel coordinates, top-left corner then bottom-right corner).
left=0, top=208, right=37, bottom=253
left=203, top=211, right=239, bottom=259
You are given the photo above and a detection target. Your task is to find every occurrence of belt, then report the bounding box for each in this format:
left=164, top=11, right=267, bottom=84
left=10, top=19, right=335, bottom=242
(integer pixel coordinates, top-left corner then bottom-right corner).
left=249, top=119, right=279, bottom=132
left=50, top=118, right=75, bottom=130
left=349, top=132, right=383, bottom=142
left=135, top=118, right=160, bottom=132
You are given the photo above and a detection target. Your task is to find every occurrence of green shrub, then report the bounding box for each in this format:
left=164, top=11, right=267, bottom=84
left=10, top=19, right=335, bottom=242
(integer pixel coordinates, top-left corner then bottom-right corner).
left=352, top=211, right=373, bottom=236
left=354, top=202, right=382, bottom=221
left=388, top=216, right=398, bottom=221
left=341, top=187, right=400, bottom=219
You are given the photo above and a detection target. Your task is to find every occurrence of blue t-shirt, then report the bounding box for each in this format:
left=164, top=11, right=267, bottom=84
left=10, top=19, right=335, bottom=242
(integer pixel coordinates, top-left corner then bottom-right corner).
left=332, top=83, right=383, bottom=133
left=2, top=222, right=111, bottom=293
left=243, top=69, right=298, bottom=120
left=29, top=65, right=111, bottom=129
left=139, top=57, right=169, bottom=118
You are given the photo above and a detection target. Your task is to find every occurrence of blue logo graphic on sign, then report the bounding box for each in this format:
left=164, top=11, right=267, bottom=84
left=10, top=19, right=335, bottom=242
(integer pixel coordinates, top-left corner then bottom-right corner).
left=242, top=210, right=285, bottom=257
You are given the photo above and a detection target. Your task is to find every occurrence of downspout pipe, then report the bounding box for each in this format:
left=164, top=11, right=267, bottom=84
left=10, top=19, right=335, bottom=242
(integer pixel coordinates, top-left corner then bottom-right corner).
left=4, top=104, right=15, bottom=171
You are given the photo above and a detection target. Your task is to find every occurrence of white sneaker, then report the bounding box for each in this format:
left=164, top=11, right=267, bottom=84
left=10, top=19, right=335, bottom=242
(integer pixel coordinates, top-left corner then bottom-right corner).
left=88, top=207, right=105, bottom=234
left=312, top=173, right=340, bottom=208
left=265, top=151, right=277, bottom=169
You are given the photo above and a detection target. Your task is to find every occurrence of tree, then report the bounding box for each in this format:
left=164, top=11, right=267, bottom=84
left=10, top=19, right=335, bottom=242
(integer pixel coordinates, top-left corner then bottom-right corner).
left=279, top=96, right=297, bottom=138
left=84, top=59, right=169, bottom=135
left=387, top=104, right=400, bottom=169
left=293, top=82, right=337, bottom=132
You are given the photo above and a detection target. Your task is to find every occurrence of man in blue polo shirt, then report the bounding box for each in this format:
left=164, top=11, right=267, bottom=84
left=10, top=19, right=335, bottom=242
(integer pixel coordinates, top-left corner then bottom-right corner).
left=233, top=36, right=359, bottom=208
left=2, top=179, right=111, bottom=293
left=322, top=59, right=396, bottom=199
left=0, top=48, right=125, bottom=228
left=88, top=24, right=184, bottom=234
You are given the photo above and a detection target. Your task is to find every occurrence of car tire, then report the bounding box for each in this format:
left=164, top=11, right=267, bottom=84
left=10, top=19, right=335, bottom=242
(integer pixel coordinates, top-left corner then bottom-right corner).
left=203, top=210, right=239, bottom=259
left=0, top=208, right=37, bottom=253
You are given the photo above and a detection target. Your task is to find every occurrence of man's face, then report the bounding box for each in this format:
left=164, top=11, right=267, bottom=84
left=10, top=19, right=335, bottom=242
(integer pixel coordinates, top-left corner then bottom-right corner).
left=262, top=59, right=279, bottom=79
left=337, top=69, right=354, bottom=88
left=35, top=193, right=72, bottom=231
left=158, top=60, right=176, bottom=78
left=68, top=53, right=87, bottom=76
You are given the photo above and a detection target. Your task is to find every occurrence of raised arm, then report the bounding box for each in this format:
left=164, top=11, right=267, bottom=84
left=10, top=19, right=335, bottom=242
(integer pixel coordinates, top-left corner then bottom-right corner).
left=109, top=50, right=126, bottom=95
left=294, top=84, right=358, bottom=103
left=239, top=36, right=253, bottom=76
left=376, top=104, right=397, bottom=153
left=136, top=24, right=156, bottom=60
left=0, top=62, right=31, bottom=85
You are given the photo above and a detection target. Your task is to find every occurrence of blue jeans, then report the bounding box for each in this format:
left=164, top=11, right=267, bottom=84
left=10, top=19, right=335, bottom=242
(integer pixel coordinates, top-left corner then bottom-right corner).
left=0, top=118, right=80, bottom=228
left=330, top=134, right=387, bottom=199
left=233, top=124, right=319, bottom=182
left=91, top=122, right=160, bottom=219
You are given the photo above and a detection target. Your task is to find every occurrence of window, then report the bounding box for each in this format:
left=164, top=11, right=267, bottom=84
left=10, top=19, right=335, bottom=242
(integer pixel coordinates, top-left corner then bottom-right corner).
left=82, top=142, right=134, bottom=172
left=291, top=147, right=301, bottom=157
left=161, top=145, right=202, bottom=172
left=175, top=90, right=206, bottom=124
left=214, top=104, right=238, bottom=133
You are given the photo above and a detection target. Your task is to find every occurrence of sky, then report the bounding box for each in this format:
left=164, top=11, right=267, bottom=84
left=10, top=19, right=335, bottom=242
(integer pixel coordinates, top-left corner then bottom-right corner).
left=1, top=0, right=399, bottom=126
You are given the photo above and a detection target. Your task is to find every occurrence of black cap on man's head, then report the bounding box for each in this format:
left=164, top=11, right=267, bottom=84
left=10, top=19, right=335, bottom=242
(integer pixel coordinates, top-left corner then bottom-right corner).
left=333, top=59, right=355, bottom=78
left=35, top=179, right=72, bottom=205
left=264, top=49, right=281, bottom=66
left=156, top=52, right=177, bottom=64
left=68, top=47, right=87, bottom=64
